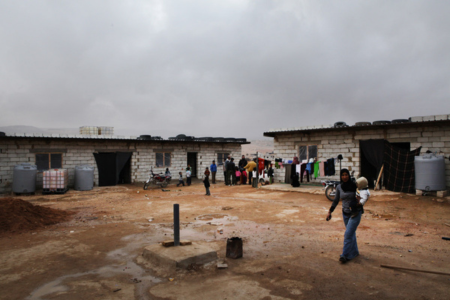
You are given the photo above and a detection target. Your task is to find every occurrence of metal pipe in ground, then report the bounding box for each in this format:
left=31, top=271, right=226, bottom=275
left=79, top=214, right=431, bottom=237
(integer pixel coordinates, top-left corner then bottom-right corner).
left=174, top=204, right=180, bottom=246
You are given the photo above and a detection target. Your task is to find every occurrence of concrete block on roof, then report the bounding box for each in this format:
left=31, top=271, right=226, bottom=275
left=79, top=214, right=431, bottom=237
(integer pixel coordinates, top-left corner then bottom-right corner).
left=410, top=116, right=423, bottom=122
left=422, top=115, right=435, bottom=122
left=435, top=114, right=449, bottom=121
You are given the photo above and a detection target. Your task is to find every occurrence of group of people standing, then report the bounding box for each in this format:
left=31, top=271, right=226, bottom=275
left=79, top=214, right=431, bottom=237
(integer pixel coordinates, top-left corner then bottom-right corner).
left=213, top=155, right=258, bottom=186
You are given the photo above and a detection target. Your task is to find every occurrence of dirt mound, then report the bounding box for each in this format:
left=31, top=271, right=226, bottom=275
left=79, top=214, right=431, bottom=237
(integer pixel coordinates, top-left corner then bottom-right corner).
left=0, top=197, right=74, bottom=233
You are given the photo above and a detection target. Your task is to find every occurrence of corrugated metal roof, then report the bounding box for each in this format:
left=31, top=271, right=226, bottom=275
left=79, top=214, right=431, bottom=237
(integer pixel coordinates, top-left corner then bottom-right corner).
left=264, top=114, right=450, bottom=137
left=0, top=133, right=250, bottom=144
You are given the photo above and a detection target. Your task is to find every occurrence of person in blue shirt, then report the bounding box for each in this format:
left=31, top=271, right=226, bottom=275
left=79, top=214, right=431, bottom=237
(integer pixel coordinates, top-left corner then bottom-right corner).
left=210, top=160, right=217, bottom=184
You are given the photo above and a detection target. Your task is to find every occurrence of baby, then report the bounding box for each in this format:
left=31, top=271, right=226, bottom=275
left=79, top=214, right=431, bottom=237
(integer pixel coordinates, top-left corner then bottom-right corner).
left=351, top=177, right=370, bottom=218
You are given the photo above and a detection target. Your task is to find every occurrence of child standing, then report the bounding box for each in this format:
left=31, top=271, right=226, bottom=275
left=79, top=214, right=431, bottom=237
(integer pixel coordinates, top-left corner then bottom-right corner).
left=186, top=167, right=192, bottom=186
left=241, top=170, right=247, bottom=184
left=351, top=177, right=370, bottom=218
left=203, top=167, right=211, bottom=196
left=235, top=167, right=241, bottom=185
left=268, top=165, right=274, bottom=184
left=176, top=172, right=185, bottom=187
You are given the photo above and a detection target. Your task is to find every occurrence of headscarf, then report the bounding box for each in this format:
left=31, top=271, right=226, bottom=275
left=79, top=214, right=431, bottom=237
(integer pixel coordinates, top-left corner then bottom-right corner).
left=340, top=168, right=356, bottom=193
left=292, top=157, right=300, bottom=164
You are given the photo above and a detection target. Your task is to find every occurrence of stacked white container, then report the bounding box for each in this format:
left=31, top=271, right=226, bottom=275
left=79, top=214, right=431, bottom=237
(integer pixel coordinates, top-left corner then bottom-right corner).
left=79, top=126, right=114, bottom=135
left=43, top=169, right=68, bottom=193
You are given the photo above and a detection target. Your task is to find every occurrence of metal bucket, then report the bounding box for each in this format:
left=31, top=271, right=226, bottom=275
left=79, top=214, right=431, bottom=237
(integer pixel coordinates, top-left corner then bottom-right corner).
left=226, top=237, right=243, bottom=259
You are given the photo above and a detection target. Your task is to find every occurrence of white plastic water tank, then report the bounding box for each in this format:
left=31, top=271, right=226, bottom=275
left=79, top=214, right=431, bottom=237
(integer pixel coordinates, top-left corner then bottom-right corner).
left=414, top=154, right=446, bottom=191
left=12, top=163, right=37, bottom=193
left=74, top=165, right=94, bottom=191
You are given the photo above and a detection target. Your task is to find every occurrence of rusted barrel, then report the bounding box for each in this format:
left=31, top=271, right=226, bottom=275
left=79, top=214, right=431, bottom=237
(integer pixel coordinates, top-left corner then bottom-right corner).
left=226, top=237, right=243, bottom=259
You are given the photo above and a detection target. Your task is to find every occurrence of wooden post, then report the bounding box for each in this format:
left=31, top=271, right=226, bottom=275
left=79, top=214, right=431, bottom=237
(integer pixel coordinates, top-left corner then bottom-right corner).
left=374, top=165, right=384, bottom=190
left=380, top=264, right=450, bottom=276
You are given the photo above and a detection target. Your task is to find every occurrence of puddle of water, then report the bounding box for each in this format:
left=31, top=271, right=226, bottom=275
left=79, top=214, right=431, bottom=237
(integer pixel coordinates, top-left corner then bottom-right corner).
left=29, top=212, right=309, bottom=299
left=27, top=233, right=162, bottom=300
left=197, top=214, right=228, bottom=221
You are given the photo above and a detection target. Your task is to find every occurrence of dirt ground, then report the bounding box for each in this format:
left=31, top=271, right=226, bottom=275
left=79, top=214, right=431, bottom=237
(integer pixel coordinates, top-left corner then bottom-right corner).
left=1, top=181, right=449, bottom=300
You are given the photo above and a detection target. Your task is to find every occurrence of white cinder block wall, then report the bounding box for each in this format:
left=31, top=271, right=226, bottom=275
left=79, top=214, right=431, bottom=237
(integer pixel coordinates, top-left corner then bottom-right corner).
left=270, top=123, right=450, bottom=189
left=0, top=138, right=243, bottom=194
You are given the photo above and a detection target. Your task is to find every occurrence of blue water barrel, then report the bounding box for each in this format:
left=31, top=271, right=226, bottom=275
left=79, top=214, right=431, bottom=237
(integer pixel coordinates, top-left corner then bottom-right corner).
left=12, top=163, right=37, bottom=193
left=414, top=154, right=446, bottom=191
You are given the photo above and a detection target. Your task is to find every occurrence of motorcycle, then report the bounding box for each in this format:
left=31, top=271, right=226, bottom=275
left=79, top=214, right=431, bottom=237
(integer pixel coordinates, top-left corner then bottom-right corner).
left=143, top=168, right=172, bottom=190
left=321, top=171, right=356, bottom=201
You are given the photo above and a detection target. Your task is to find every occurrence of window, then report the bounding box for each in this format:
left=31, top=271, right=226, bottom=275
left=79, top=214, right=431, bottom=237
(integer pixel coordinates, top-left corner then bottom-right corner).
left=156, top=152, right=171, bottom=167
left=36, top=153, right=63, bottom=171
left=299, top=145, right=317, bottom=161
left=217, top=153, right=230, bottom=165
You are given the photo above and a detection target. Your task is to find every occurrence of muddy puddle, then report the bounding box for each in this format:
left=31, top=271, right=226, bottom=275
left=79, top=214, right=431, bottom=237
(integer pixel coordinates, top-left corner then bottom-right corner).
left=27, top=212, right=300, bottom=299
left=27, top=233, right=162, bottom=300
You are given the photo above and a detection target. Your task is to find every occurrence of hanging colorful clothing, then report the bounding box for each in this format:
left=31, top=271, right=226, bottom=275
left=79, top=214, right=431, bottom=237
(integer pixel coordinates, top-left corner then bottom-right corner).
left=319, top=162, right=325, bottom=177
left=300, top=163, right=310, bottom=182
left=314, top=161, right=320, bottom=178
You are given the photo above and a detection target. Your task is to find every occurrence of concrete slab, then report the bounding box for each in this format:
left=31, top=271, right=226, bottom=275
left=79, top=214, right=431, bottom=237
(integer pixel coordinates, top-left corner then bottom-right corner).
left=142, top=242, right=218, bottom=270
left=263, top=183, right=402, bottom=196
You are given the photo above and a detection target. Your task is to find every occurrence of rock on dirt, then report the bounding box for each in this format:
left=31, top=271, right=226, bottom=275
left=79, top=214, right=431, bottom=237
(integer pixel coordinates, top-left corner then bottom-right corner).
left=0, top=197, right=74, bottom=234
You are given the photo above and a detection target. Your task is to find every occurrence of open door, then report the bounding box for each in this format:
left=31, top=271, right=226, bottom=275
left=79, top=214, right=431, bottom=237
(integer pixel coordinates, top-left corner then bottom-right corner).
left=187, top=152, right=197, bottom=177
left=94, top=152, right=132, bottom=186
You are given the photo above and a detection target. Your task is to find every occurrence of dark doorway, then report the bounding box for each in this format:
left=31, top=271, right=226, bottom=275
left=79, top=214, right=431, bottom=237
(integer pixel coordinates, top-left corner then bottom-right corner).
left=360, top=140, right=385, bottom=189
left=116, top=152, right=132, bottom=184
left=391, top=142, right=411, bottom=151
left=94, top=152, right=132, bottom=186
left=187, top=152, right=197, bottom=178
left=359, top=140, right=411, bottom=188
left=360, top=151, right=378, bottom=188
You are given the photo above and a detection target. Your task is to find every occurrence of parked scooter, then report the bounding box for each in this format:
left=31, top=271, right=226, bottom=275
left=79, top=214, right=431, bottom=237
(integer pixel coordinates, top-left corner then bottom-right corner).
left=321, top=171, right=356, bottom=201
left=143, top=168, right=171, bottom=190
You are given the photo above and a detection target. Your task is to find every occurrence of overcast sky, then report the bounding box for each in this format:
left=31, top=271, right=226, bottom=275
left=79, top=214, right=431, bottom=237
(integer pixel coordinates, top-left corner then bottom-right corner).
left=1, top=0, right=449, bottom=139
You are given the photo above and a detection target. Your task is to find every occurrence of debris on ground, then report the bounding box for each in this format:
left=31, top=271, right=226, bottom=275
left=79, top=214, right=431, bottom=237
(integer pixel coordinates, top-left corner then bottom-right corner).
left=162, top=239, right=192, bottom=247
left=405, top=233, right=414, bottom=237
left=0, top=197, right=74, bottom=233
left=381, top=264, right=450, bottom=276
left=222, top=206, right=233, bottom=210
left=187, top=264, right=202, bottom=271
left=113, top=288, right=121, bottom=292
left=217, top=263, right=228, bottom=269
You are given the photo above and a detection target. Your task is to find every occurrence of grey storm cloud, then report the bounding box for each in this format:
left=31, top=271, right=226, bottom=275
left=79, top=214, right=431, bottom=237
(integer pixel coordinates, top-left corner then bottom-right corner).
left=0, top=0, right=449, bottom=139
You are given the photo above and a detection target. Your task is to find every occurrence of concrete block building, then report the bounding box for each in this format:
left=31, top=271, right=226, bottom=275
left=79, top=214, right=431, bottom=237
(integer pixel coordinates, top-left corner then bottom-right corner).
left=263, top=114, right=450, bottom=190
left=0, top=133, right=248, bottom=194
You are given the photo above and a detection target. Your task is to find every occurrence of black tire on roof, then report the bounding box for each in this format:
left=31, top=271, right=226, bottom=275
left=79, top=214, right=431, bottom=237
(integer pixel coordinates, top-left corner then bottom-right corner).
left=392, top=119, right=409, bottom=124
left=139, top=135, right=151, bottom=140
left=354, top=122, right=371, bottom=126
left=334, top=121, right=347, bottom=128
left=373, top=120, right=391, bottom=125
